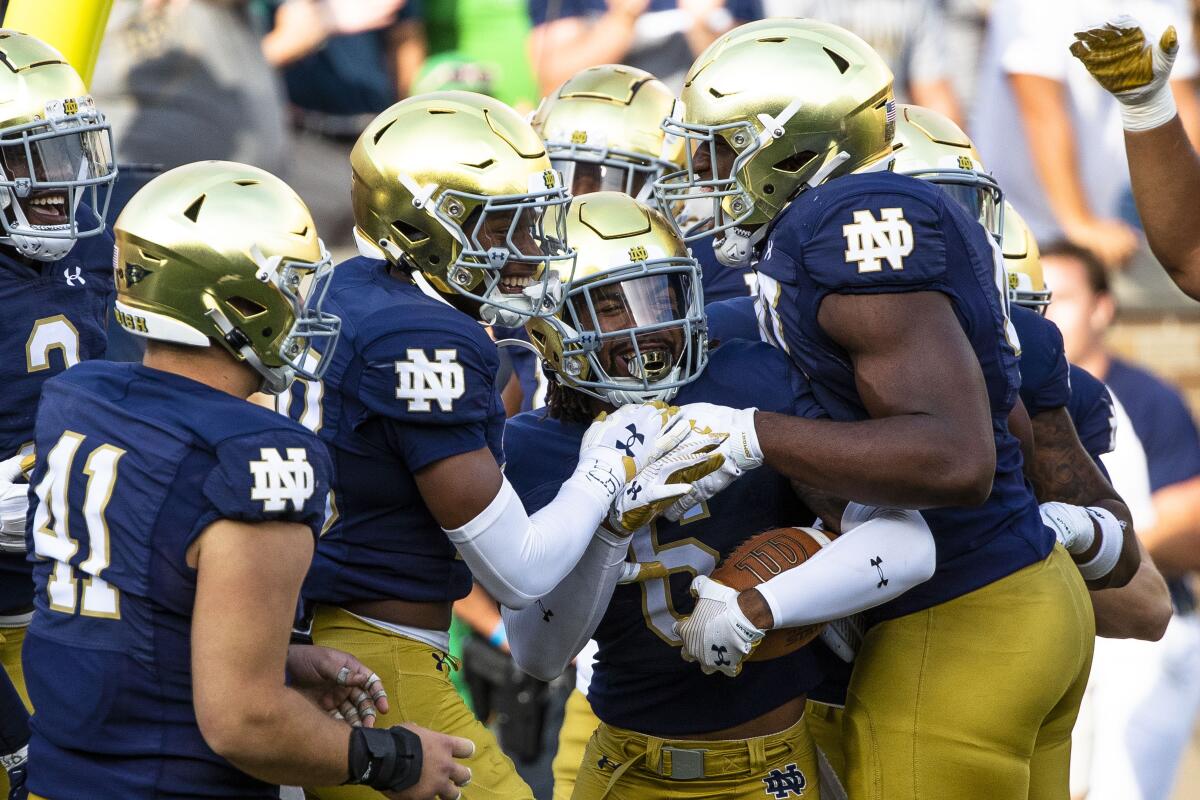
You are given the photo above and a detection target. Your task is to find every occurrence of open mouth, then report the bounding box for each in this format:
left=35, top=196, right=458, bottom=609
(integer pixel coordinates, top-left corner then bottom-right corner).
left=614, top=340, right=674, bottom=379
left=22, top=190, right=69, bottom=227
left=498, top=266, right=536, bottom=294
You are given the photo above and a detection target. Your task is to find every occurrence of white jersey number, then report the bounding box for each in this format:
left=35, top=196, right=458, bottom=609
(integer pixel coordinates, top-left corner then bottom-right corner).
left=26, top=315, right=81, bottom=373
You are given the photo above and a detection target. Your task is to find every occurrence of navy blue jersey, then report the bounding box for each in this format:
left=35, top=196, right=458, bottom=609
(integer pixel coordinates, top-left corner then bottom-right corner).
left=1013, top=306, right=1070, bottom=416
left=754, top=171, right=1051, bottom=620
left=1104, top=358, right=1200, bottom=493
left=689, top=230, right=758, bottom=303
left=282, top=257, right=505, bottom=608
left=0, top=205, right=114, bottom=615
left=23, top=361, right=330, bottom=799
left=506, top=340, right=824, bottom=735
left=705, top=295, right=759, bottom=344
left=529, top=0, right=762, bottom=26
left=1067, top=365, right=1116, bottom=477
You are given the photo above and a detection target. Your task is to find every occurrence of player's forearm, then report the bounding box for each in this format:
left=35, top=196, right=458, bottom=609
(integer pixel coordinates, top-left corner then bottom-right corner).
left=530, top=15, right=638, bottom=95
left=1125, top=116, right=1200, bottom=299
left=1090, top=541, right=1171, bottom=641
left=1139, top=479, right=1200, bottom=575
left=1009, top=74, right=1094, bottom=229
left=503, top=528, right=626, bottom=681
left=755, top=411, right=994, bottom=508
left=200, top=685, right=352, bottom=786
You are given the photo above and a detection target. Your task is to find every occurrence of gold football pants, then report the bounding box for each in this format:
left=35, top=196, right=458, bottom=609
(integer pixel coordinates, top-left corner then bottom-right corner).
left=305, top=605, right=533, bottom=800
left=553, top=689, right=601, bottom=800
left=0, top=623, right=30, bottom=800
left=842, top=545, right=1094, bottom=800
left=572, top=714, right=821, bottom=799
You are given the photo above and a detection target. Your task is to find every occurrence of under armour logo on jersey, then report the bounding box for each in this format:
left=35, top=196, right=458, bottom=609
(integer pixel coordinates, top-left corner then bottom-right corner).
left=249, top=448, right=315, bottom=512
left=63, top=266, right=85, bottom=286
left=395, top=348, right=465, bottom=412
left=842, top=207, right=914, bottom=273
left=711, top=644, right=730, bottom=666
left=616, top=424, right=644, bottom=457
left=871, top=556, right=888, bottom=588
left=762, top=764, right=807, bottom=798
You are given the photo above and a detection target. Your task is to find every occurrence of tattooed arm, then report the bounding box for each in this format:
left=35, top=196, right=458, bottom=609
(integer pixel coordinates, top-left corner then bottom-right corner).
left=1029, top=406, right=1141, bottom=590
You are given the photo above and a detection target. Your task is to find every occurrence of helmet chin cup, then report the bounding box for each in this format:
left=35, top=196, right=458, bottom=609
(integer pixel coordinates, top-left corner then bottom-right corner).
left=480, top=273, right=563, bottom=327
left=6, top=230, right=76, bottom=261
left=715, top=227, right=754, bottom=267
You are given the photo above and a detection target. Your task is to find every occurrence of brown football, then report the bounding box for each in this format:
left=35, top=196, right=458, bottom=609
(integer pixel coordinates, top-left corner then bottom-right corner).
left=711, top=526, right=830, bottom=662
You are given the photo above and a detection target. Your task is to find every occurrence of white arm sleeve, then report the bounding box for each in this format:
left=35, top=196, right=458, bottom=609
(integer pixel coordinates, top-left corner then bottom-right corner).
left=443, top=469, right=609, bottom=610
left=502, top=528, right=627, bottom=681
left=756, top=505, right=936, bottom=630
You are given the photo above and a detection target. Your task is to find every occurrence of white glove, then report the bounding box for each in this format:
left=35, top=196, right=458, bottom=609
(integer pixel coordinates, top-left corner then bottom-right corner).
left=574, top=402, right=688, bottom=505
left=607, top=427, right=728, bottom=534
left=1071, top=16, right=1180, bottom=131
left=662, top=403, right=762, bottom=521
left=1039, top=501, right=1097, bottom=555
left=0, top=455, right=29, bottom=554
left=673, top=575, right=765, bottom=677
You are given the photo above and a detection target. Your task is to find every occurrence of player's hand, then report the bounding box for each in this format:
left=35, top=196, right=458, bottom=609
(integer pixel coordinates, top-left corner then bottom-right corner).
left=605, top=0, right=652, bottom=23
left=1061, top=215, right=1139, bottom=270
left=607, top=427, right=728, bottom=534
left=383, top=725, right=474, bottom=800
left=286, top=644, right=389, bottom=727
left=0, top=455, right=29, bottom=554
left=661, top=403, right=762, bottom=521
left=1071, top=16, right=1180, bottom=131
left=673, top=575, right=764, bottom=677
left=576, top=402, right=689, bottom=503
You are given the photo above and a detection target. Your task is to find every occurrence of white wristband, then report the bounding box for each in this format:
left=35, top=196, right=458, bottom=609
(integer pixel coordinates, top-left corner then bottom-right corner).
left=1078, top=507, right=1126, bottom=581
left=1119, top=85, right=1178, bottom=131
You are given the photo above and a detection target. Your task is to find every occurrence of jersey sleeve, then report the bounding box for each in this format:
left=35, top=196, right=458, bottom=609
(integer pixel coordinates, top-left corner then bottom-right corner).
left=355, top=322, right=501, bottom=472
left=1019, top=315, right=1070, bottom=415
left=202, top=427, right=332, bottom=536
left=1068, top=365, right=1117, bottom=469
left=770, top=186, right=949, bottom=295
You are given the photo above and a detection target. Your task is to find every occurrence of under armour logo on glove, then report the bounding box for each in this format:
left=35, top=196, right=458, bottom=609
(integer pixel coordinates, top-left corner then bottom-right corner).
left=711, top=644, right=730, bottom=666
left=625, top=481, right=643, bottom=502
left=871, top=556, right=888, bottom=588
left=616, top=424, right=645, bottom=457
left=762, top=763, right=807, bottom=798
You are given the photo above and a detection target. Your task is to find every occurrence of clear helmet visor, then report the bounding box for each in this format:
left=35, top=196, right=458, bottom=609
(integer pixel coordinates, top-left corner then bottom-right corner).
left=901, top=168, right=1004, bottom=242
left=560, top=259, right=707, bottom=403
left=550, top=155, right=657, bottom=201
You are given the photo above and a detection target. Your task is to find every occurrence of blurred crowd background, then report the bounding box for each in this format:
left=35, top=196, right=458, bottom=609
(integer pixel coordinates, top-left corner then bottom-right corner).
left=57, top=0, right=1200, bottom=797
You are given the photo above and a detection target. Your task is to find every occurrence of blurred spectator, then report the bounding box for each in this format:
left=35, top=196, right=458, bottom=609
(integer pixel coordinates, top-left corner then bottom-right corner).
left=424, top=0, right=540, bottom=111
left=972, top=0, right=1200, bottom=271
left=527, top=0, right=763, bottom=94
left=763, top=0, right=962, bottom=125
left=941, top=0, right=991, bottom=111
left=91, top=0, right=290, bottom=174
left=1043, top=241, right=1200, bottom=800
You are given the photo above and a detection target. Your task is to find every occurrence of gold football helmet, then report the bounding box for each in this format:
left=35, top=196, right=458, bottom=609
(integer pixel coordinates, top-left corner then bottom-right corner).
left=655, top=19, right=895, bottom=262
left=113, top=161, right=340, bottom=394
left=526, top=191, right=706, bottom=405
left=0, top=30, right=116, bottom=261
left=891, top=104, right=1004, bottom=241
left=1002, top=202, right=1051, bottom=312
left=531, top=64, right=684, bottom=204
left=351, top=91, right=575, bottom=325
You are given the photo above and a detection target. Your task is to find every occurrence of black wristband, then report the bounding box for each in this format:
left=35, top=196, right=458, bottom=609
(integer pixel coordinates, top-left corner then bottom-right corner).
left=346, top=726, right=423, bottom=792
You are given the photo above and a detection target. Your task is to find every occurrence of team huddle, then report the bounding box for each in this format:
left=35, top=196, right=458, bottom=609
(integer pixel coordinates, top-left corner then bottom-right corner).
left=0, top=15, right=1177, bottom=800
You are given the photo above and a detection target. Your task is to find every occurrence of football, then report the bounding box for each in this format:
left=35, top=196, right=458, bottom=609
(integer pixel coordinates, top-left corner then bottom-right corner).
left=711, top=526, right=831, bottom=662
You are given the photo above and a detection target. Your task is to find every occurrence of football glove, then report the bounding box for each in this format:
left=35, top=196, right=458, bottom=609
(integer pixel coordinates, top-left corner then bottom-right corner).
left=607, top=427, right=728, bottom=535
left=0, top=455, right=29, bottom=554
left=575, top=402, right=688, bottom=505
left=673, top=575, right=765, bottom=677
left=662, top=403, right=763, bottom=521
left=1071, top=16, right=1180, bottom=131
left=1, top=745, right=26, bottom=800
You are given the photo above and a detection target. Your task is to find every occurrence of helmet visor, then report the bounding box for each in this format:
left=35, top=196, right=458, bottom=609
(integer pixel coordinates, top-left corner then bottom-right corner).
left=902, top=168, right=1004, bottom=241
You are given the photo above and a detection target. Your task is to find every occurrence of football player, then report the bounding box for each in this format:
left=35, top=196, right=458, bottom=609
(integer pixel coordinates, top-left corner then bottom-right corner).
left=0, top=30, right=118, bottom=797
left=22, top=160, right=472, bottom=800
left=281, top=92, right=713, bottom=800
left=653, top=19, right=1100, bottom=797
left=501, top=190, right=938, bottom=800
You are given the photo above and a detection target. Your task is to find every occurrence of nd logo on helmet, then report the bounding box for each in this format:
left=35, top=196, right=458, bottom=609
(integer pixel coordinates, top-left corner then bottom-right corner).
left=628, top=245, right=649, bottom=262
left=543, top=170, right=556, bottom=189
left=957, top=155, right=973, bottom=170
left=571, top=130, right=588, bottom=144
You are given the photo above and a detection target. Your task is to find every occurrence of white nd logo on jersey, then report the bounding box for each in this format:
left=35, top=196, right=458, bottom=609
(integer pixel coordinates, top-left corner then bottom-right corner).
left=843, top=207, right=914, bottom=273
left=250, top=447, right=315, bottom=512
left=395, top=348, right=465, bottom=412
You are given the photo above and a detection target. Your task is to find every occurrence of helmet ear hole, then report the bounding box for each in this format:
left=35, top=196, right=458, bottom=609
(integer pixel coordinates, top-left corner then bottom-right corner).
left=227, top=295, right=267, bottom=319
left=390, top=218, right=429, bottom=246
left=773, top=150, right=817, bottom=174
